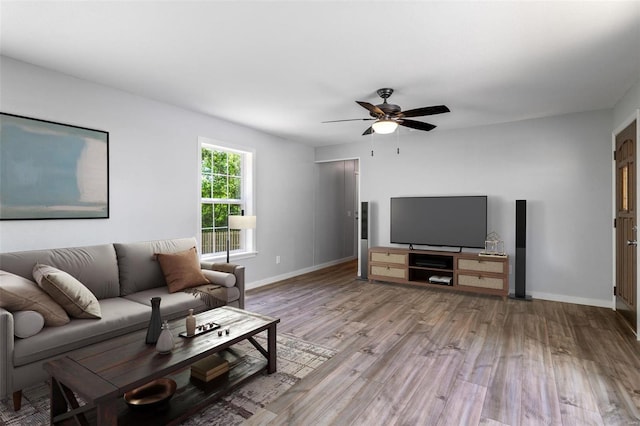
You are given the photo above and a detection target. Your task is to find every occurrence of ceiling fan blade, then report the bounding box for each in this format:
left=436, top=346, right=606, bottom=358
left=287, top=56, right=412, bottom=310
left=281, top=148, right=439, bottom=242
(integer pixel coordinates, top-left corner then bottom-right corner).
left=399, top=119, right=436, bottom=132
left=362, top=126, right=374, bottom=136
left=322, top=118, right=376, bottom=123
left=398, top=105, right=450, bottom=118
left=356, top=101, right=385, bottom=117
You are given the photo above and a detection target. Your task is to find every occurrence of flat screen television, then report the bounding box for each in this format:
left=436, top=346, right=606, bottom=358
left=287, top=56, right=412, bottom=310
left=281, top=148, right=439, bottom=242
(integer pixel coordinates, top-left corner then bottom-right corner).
left=390, top=196, right=487, bottom=249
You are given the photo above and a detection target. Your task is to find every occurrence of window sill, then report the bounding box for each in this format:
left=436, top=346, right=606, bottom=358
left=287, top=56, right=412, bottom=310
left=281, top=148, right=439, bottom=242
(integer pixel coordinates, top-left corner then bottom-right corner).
left=201, top=251, right=257, bottom=263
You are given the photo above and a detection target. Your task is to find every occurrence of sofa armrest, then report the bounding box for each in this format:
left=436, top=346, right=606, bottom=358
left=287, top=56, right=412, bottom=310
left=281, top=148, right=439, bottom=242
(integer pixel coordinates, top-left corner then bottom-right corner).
left=0, top=308, right=15, bottom=399
left=200, top=262, right=245, bottom=309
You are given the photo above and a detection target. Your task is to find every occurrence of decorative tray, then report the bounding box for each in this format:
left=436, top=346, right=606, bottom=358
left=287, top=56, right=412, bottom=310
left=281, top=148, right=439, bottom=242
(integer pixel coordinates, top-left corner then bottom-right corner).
left=124, top=378, right=176, bottom=409
left=178, top=322, right=221, bottom=338
left=478, top=253, right=508, bottom=258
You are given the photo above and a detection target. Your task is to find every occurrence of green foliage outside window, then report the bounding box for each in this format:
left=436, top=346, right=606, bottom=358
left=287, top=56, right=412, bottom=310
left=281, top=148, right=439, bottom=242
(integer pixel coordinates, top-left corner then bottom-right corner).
left=201, top=146, right=244, bottom=254
left=201, top=149, right=241, bottom=200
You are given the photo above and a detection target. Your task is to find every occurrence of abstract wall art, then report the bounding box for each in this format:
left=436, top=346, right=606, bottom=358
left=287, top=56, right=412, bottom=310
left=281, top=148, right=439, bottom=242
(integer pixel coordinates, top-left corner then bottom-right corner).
left=0, top=113, right=109, bottom=220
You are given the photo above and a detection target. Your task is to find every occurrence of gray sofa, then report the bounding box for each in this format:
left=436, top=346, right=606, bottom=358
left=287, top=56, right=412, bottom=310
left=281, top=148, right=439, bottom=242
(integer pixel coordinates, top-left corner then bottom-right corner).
left=0, top=237, right=245, bottom=410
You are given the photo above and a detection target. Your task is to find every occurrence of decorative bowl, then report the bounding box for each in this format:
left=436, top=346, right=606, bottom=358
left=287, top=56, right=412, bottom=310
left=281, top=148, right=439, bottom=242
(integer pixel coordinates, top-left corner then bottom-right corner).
left=124, top=378, right=177, bottom=409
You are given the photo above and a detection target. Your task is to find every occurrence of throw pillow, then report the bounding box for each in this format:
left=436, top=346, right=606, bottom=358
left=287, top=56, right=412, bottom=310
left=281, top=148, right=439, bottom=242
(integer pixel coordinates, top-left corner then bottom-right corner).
left=33, top=264, right=102, bottom=319
left=202, top=269, right=236, bottom=288
left=0, top=270, right=70, bottom=326
left=13, top=310, right=45, bottom=338
left=156, top=247, right=210, bottom=293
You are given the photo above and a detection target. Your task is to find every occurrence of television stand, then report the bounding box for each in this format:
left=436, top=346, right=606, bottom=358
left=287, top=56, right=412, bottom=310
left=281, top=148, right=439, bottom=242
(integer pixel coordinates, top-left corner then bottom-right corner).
left=368, top=247, right=509, bottom=297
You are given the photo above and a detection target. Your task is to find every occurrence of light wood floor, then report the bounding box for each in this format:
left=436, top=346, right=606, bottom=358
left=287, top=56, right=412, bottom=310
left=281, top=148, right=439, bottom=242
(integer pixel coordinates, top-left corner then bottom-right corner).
left=243, top=260, right=640, bottom=426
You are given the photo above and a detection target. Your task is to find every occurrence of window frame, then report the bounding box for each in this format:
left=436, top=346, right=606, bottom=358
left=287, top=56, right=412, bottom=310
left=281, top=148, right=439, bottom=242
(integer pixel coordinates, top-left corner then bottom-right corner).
left=198, top=137, right=256, bottom=261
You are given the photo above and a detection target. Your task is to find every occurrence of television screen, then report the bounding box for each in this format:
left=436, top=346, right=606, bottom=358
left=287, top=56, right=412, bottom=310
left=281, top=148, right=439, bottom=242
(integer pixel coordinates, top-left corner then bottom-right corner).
left=390, top=196, right=487, bottom=248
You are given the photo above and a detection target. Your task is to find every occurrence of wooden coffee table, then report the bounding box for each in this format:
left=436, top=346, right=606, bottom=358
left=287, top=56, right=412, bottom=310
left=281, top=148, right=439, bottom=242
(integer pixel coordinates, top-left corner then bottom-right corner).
left=43, top=306, right=279, bottom=425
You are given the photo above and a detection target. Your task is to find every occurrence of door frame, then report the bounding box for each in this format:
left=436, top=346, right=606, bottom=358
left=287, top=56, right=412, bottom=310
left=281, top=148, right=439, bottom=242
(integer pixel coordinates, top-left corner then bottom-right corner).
left=612, top=109, right=640, bottom=340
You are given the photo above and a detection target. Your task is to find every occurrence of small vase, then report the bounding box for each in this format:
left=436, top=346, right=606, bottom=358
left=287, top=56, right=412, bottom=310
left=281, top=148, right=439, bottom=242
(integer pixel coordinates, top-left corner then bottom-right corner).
left=156, top=321, right=174, bottom=354
left=145, top=297, right=162, bottom=344
left=186, top=309, right=196, bottom=336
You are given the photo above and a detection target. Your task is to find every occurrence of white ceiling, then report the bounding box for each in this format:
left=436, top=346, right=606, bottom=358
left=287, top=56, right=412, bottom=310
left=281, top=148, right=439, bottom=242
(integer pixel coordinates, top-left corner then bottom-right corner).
left=1, top=1, right=639, bottom=147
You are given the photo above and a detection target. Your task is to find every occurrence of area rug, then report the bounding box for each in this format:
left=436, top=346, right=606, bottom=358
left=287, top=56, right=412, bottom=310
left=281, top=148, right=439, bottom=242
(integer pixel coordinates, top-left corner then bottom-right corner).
left=0, top=333, right=337, bottom=426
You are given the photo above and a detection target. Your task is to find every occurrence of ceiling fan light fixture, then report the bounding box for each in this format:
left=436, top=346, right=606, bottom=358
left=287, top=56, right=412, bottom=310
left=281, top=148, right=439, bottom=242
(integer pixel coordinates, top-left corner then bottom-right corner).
left=372, top=119, right=398, bottom=134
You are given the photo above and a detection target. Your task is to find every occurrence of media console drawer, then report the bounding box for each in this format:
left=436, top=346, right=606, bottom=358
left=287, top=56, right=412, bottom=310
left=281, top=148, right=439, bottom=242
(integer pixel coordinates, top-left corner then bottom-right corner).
left=458, top=258, right=504, bottom=274
left=371, top=265, right=407, bottom=280
left=370, top=251, right=407, bottom=265
left=458, top=274, right=504, bottom=290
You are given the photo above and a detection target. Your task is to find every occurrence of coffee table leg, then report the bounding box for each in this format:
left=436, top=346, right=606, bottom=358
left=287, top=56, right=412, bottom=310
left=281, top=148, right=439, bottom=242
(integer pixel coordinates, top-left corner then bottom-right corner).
left=96, top=399, right=118, bottom=426
left=267, top=323, right=277, bottom=374
left=50, top=377, right=67, bottom=420
left=50, top=377, right=90, bottom=426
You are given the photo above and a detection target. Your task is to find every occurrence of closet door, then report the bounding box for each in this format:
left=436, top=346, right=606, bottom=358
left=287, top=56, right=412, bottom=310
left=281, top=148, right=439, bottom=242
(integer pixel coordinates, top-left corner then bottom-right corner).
left=315, top=160, right=358, bottom=264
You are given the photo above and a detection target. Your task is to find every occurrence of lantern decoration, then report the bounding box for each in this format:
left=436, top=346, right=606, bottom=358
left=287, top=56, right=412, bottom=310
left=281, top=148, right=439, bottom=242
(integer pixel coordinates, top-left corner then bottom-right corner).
left=481, top=232, right=505, bottom=257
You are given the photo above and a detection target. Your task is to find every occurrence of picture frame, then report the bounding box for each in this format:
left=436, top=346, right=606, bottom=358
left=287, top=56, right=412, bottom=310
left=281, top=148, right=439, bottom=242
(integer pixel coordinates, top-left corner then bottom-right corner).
left=0, top=112, right=109, bottom=220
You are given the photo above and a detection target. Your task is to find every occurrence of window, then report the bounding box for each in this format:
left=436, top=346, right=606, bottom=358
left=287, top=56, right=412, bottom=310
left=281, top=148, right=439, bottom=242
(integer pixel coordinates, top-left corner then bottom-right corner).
left=200, top=141, right=254, bottom=258
left=621, top=164, right=629, bottom=211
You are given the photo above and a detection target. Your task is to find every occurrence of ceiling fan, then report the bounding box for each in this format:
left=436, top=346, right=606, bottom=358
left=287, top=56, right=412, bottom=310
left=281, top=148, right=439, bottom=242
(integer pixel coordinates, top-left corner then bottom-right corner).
left=323, top=88, right=450, bottom=135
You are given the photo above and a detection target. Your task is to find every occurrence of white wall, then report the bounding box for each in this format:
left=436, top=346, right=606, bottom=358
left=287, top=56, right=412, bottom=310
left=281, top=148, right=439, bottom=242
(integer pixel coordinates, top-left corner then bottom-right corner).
left=316, top=110, right=614, bottom=307
left=613, top=77, right=640, bottom=129
left=0, top=57, right=317, bottom=285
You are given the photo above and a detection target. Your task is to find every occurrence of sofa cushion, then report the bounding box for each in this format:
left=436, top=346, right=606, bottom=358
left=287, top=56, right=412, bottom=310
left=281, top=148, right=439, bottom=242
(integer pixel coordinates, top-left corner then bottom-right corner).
left=13, top=311, right=45, bottom=338
left=33, top=264, right=102, bottom=319
left=122, top=288, right=209, bottom=319
left=0, top=270, right=70, bottom=326
left=202, top=269, right=236, bottom=288
left=124, top=286, right=239, bottom=317
left=0, top=244, right=120, bottom=300
left=156, top=247, right=210, bottom=293
left=114, top=237, right=201, bottom=296
left=13, top=297, right=151, bottom=366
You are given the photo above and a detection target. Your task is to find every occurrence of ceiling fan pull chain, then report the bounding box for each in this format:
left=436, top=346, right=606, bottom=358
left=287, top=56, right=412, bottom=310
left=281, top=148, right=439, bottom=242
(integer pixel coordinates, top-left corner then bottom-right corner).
left=370, top=130, right=375, bottom=156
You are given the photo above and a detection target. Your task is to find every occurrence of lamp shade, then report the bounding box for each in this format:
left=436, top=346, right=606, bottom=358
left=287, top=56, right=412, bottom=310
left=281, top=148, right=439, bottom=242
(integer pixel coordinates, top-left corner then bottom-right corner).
left=228, top=215, right=256, bottom=230
left=372, top=119, right=398, bottom=134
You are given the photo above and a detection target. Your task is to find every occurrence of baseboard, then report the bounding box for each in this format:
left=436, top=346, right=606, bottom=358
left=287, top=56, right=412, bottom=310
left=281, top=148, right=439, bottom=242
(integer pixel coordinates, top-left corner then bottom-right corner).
left=245, top=257, right=355, bottom=291
left=530, top=291, right=614, bottom=309
left=247, top=263, right=614, bottom=310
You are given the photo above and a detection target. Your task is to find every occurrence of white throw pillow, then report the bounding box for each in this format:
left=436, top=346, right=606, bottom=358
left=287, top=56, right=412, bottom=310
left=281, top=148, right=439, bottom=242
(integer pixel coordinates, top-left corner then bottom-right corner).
left=201, top=270, right=236, bottom=288
left=13, top=310, right=45, bottom=338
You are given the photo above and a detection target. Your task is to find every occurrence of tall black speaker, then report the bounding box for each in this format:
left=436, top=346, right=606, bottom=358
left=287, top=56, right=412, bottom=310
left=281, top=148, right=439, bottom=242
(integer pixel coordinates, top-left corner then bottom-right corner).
left=359, top=201, right=370, bottom=280
left=511, top=199, right=532, bottom=300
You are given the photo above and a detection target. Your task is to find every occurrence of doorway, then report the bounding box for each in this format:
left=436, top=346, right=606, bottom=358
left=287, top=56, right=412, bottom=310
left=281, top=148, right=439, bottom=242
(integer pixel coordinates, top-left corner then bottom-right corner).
left=314, top=159, right=359, bottom=266
left=615, top=119, right=637, bottom=335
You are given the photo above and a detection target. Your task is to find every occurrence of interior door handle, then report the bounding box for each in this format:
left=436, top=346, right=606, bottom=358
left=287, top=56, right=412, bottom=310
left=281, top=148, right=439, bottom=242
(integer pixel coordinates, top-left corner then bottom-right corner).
left=627, top=240, right=637, bottom=246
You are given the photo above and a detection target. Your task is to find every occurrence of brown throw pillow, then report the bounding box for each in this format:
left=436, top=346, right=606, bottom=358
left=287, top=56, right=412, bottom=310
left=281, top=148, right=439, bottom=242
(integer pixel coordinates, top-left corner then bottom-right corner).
left=156, top=247, right=210, bottom=293
left=0, top=270, right=70, bottom=326
left=33, top=264, right=102, bottom=319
